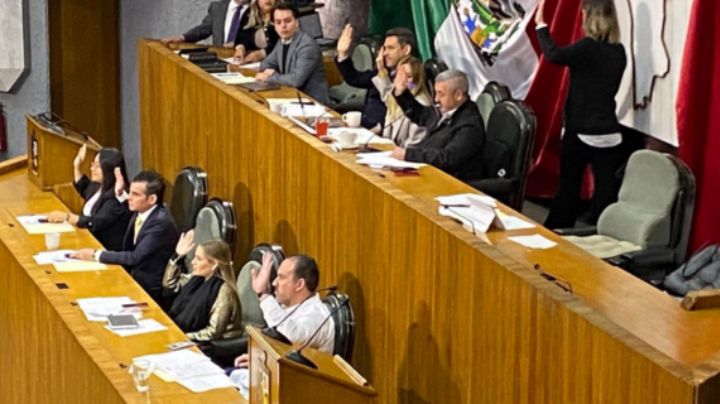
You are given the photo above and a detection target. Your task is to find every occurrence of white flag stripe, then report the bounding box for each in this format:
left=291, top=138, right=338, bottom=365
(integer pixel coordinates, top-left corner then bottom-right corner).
left=434, top=3, right=539, bottom=99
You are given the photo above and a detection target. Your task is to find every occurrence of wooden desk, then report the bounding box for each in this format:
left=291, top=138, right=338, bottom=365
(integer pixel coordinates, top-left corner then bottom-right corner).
left=0, top=162, right=244, bottom=403
left=138, top=39, right=720, bottom=403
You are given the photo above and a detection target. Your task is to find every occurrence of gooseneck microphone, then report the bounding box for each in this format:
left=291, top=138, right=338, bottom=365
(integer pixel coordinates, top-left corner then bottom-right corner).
left=285, top=296, right=348, bottom=369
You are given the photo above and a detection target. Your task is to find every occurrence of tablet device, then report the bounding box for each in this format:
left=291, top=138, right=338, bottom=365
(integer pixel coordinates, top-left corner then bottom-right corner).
left=107, top=314, right=140, bottom=329
left=238, top=82, right=281, bottom=92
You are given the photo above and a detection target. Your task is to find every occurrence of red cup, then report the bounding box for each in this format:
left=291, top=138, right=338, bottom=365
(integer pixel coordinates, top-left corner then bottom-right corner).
left=315, top=117, right=329, bottom=137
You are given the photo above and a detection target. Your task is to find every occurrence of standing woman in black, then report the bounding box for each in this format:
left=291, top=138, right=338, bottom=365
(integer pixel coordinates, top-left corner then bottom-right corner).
left=536, top=0, right=627, bottom=229
left=47, top=145, right=131, bottom=251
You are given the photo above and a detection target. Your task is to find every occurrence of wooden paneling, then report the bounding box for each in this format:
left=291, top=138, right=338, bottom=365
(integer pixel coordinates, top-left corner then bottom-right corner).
left=49, top=0, right=120, bottom=147
left=138, top=40, right=720, bottom=403
left=0, top=169, right=244, bottom=403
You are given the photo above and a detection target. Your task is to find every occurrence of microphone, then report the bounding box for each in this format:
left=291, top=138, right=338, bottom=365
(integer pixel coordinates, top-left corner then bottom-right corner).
left=286, top=295, right=348, bottom=369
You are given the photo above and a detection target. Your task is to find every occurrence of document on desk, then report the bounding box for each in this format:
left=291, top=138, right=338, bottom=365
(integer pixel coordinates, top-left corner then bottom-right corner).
left=16, top=215, right=75, bottom=234
left=356, top=151, right=425, bottom=169
left=436, top=193, right=497, bottom=208
left=33, top=250, right=75, bottom=265
left=53, top=259, right=107, bottom=272
left=105, top=318, right=167, bottom=337
left=508, top=234, right=557, bottom=249
left=76, top=297, right=141, bottom=322
left=135, top=350, right=235, bottom=392
left=210, top=71, right=255, bottom=84
left=266, top=99, right=328, bottom=118
left=495, top=210, right=536, bottom=230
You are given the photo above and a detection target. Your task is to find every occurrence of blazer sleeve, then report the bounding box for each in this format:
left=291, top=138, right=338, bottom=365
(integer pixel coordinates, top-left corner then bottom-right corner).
left=405, top=122, right=485, bottom=173
left=182, top=3, right=215, bottom=43
left=162, top=256, right=191, bottom=292
left=266, top=41, right=321, bottom=89
left=73, top=175, right=93, bottom=199
left=186, top=285, right=239, bottom=341
left=76, top=194, right=129, bottom=232
left=99, top=220, right=173, bottom=267
left=336, top=56, right=376, bottom=89
left=393, top=89, right=439, bottom=128
left=259, top=42, right=280, bottom=71
left=536, top=27, right=588, bottom=68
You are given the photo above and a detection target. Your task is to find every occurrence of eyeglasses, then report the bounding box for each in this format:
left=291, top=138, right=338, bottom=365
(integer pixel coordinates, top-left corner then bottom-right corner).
left=533, top=264, right=573, bottom=294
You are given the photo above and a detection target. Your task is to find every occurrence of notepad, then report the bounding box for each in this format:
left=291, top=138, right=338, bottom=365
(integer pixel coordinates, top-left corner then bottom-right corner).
left=16, top=215, right=75, bottom=234
left=53, top=260, right=107, bottom=272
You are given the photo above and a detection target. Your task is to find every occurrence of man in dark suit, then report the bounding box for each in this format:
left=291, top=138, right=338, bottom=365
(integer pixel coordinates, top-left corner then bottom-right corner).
left=73, top=170, right=179, bottom=306
left=334, top=26, right=416, bottom=130
left=161, top=0, right=250, bottom=48
left=255, top=4, right=329, bottom=104
left=390, top=69, right=485, bottom=182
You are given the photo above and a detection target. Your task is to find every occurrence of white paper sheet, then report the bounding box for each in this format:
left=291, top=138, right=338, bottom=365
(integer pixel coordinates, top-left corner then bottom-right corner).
left=210, top=71, right=255, bottom=84
left=16, top=215, right=75, bottom=234
left=508, top=234, right=557, bottom=249
left=356, top=151, right=425, bottom=169
left=105, top=318, right=167, bottom=336
left=77, top=297, right=141, bottom=322
left=33, top=250, right=75, bottom=265
left=327, top=128, right=394, bottom=146
left=134, top=350, right=235, bottom=393
left=495, top=210, right=536, bottom=230
left=53, top=259, right=108, bottom=272
left=435, top=193, right=497, bottom=208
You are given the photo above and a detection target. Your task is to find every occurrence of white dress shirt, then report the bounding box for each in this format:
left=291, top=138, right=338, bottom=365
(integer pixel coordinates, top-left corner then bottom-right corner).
left=260, top=293, right=335, bottom=353
left=82, top=190, right=101, bottom=216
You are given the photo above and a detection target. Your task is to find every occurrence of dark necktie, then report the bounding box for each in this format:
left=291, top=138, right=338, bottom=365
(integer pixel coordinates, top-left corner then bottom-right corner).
left=226, top=6, right=241, bottom=43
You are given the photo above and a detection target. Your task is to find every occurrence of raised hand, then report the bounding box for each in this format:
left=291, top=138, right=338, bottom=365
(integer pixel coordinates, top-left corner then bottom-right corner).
left=393, top=64, right=410, bottom=95
left=535, top=0, right=546, bottom=25
left=376, top=46, right=387, bottom=77
left=251, top=252, right=274, bottom=295
left=336, top=24, right=354, bottom=61
left=114, top=167, right=125, bottom=196
left=73, top=144, right=87, bottom=168
left=175, top=230, right=196, bottom=256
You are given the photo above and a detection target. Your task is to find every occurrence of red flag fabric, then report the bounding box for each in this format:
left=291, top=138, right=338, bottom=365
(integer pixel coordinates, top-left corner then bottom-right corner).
left=523, top=0, right=585, bottom=198
left=677, top=0, right=720, bottom=252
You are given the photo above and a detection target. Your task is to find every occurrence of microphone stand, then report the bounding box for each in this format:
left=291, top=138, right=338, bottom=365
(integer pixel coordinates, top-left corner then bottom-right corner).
left=285, top=296, right=348, bottom=369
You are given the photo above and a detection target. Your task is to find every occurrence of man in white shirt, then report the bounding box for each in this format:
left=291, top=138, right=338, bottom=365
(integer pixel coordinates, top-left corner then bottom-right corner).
left=232, top=252, right=335, bottom=367
left=161, top=0, right=250, bottom=48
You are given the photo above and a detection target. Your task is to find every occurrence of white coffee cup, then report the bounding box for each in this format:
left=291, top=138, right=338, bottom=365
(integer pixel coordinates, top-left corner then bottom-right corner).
left=45, top=232, right=61, bottom=250
left=337, top=131, right=358, bottom=148
left=270, top=103, right=285, bottom=114
left=341, top=111, right=362, bottom=128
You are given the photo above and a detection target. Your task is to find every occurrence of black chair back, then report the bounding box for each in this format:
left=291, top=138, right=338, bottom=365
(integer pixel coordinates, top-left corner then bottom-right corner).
left=323, top=291, right=355, bottom=361
left=469, top=100, right=536, bottom=210
left=423, top=58, right=448, bottom=97
left=482, top=81, right=512, bottom=103
left=169, top=166, right=207, bottom=232
left=666, top=155, right=696, bottom=265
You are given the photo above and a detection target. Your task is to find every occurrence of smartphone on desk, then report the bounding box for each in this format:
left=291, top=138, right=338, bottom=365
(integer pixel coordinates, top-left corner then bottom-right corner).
left=107, top=314, right=140, bottom=330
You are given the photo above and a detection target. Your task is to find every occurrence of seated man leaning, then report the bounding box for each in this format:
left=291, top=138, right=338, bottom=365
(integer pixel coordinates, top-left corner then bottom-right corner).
left=230, top=252, right=334, bottom=380
left=390, top=69, right=485, bottom=182
left=254, top=3, right=329, bottom=104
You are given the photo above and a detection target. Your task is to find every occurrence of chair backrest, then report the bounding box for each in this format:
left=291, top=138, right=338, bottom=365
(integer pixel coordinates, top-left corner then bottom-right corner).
left=322, top=291, right=355, bottom=361
left=475, top=81, right=512, bottom=130
left=481, top=99, right=536, bottom=209
left=598, top=150, right=696, bottom=263
left=351, top=42, right=374, bottom=72
left=299, top=12, right=323, bottom=40
left=423, top=58, right=448, bottom=97
left=169, top=166, right=207, bottom=233
left=188, top=198, right=238, bottom=266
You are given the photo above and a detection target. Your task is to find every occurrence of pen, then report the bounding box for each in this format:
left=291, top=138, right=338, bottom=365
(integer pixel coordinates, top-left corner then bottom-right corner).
left=121, top=302, right=149, bottom=308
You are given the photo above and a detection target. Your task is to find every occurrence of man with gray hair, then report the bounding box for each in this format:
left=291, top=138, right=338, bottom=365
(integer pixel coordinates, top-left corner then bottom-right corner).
left=390, top=69, right=485, bottom=181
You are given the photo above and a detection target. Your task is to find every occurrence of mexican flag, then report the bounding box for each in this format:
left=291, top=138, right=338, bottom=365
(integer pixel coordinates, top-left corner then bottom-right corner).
left=433, top=0, right=540, bottom=98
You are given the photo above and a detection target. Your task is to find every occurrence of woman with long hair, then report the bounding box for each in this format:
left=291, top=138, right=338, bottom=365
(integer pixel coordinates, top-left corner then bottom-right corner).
left=233, top=0, right=279, bottom=63
left=536, top=0, right=628, bottom=228
left=164, top=233, right=243, bottom=341
left=48, top=145, right=131, bottom=251
left=372, top=55, right=432, bottom=147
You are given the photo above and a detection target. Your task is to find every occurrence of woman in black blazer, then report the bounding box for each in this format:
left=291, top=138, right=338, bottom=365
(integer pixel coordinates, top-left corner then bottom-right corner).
left=48, top=145, right=131, bottom=251
left=536, top=0, right=628, bottom=228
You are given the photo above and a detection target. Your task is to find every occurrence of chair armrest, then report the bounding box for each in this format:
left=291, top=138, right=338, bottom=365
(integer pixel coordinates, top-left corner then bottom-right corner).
left=200, top=335, right=249, bottom=368
left=554, top=226, right=597, bottom=236
left=468, top=178, right=516, bottom=196
left=619, top=247, right=676, bottom=267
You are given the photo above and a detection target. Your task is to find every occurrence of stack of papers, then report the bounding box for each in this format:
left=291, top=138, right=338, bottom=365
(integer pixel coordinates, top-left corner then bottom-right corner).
left=76, top=297, right=141, bottom=322
left=507, top=234, right=557, bottom=249
left=356, top=151, right=425, bottom=170
left=33, top=250, right=108, bottom=271
left=210, top=72, right=255, bottom=85
left=16, top=215, right=75, bottom=234
left=436, top=193, right=536, bottom=233
left=135, top=350, right=236, bottom=393
left=266, top=98, right=328, bottom=118
left=34, top=249, right=75, bottom=265
left=326, top=128, right=394, bottom=148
